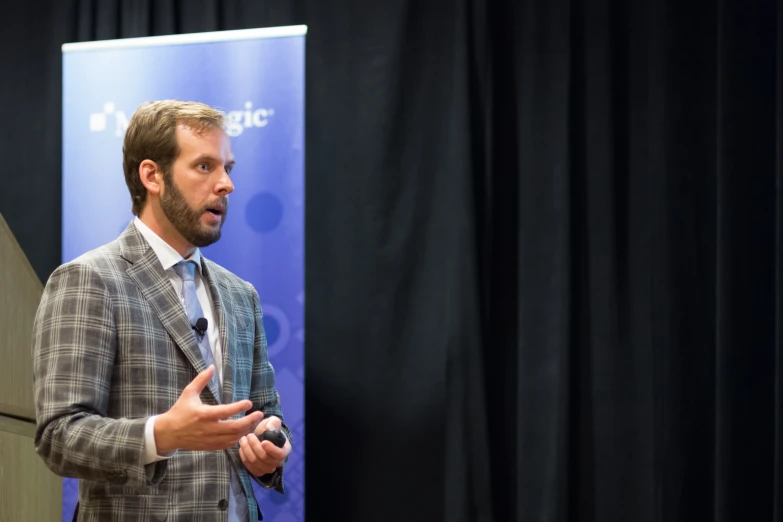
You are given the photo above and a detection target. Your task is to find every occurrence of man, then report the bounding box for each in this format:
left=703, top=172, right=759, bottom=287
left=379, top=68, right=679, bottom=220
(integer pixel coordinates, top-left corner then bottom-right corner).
left=32, top=100, right=292, bottom=522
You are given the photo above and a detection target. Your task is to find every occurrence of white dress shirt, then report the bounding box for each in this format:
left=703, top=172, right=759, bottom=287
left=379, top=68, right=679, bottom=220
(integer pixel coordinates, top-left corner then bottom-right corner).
left=134, top=217, right=250, bottom=522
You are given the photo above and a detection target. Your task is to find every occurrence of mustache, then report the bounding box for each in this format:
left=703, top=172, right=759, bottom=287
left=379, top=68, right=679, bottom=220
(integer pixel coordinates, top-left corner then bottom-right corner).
left=202, top=197, right=229, bottom=212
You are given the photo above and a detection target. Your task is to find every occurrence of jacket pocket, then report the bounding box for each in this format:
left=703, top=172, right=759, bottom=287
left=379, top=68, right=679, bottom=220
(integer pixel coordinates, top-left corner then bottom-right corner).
left=80, top=493, right=169, bottom=521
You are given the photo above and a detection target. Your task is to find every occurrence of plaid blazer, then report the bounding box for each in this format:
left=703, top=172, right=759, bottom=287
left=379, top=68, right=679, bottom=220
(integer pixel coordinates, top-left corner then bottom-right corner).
left=32, top=222, right=291, bottom=522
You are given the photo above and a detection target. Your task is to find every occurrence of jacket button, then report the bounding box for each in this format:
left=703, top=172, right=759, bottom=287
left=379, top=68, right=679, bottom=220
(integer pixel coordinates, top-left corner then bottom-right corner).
left=218, top=499, right=229, bottom=510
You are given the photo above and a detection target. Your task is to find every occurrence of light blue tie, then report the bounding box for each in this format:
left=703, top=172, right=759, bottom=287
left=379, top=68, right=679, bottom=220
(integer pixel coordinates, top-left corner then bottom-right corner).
left=173, top=260, right=221, bottom=389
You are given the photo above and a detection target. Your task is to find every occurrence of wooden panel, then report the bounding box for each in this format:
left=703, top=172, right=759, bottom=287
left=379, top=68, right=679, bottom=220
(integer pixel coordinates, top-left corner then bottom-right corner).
left=0, top=413, right=36, bottom=438
left=0, top=415, right=62, bottom=522
left=0, top=213, right=43, bottom=420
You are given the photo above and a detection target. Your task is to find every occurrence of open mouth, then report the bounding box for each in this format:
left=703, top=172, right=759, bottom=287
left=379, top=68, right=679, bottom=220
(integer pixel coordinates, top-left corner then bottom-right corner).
left=205, top=208, right=223, bottom=216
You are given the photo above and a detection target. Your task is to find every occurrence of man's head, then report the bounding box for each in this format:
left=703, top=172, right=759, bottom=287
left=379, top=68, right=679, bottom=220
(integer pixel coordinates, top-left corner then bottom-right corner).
left=123, top=100, right=235, bottom=253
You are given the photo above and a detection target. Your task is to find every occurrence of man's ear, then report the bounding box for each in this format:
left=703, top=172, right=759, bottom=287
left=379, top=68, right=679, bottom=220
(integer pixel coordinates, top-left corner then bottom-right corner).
left=139, top=160, right=163, bottom=196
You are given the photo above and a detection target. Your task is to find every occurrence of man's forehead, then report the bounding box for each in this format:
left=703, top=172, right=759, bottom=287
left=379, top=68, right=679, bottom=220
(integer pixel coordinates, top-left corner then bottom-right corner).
left=176, top=124, right=233, bottom=153
left=175, top=122, right=227, bottom=138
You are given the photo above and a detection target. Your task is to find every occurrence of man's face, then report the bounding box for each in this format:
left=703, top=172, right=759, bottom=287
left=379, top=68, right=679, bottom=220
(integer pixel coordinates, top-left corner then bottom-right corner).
left=159, top=124, right=235, bottom=248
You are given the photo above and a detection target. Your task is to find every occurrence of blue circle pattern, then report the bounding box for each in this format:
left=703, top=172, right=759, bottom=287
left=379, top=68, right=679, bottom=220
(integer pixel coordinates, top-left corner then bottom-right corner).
left=263, top=314, right=280, bottom=346
left=245, top=192, right=284, bottom=233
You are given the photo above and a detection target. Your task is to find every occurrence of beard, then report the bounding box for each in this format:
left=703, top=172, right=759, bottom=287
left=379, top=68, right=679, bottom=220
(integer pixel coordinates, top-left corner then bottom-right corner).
left=159, top=175, right=229, bottom=248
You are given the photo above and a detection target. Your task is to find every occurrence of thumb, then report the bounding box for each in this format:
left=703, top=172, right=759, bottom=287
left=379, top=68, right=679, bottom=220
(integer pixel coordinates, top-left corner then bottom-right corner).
left=264, top=416, right=282, bottom=431
left=185, top=365, right=215, bottom=395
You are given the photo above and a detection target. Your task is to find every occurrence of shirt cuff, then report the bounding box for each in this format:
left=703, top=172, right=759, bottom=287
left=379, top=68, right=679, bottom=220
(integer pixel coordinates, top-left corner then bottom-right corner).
left=143, top=415, right=176, bottom=465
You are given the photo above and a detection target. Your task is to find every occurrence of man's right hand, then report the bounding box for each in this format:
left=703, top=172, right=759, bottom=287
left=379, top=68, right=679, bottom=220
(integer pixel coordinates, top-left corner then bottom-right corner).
left=154, top=365, right=263, bottom=454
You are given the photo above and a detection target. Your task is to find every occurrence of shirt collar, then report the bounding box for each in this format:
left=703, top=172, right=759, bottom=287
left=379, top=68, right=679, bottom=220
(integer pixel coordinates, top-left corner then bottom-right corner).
left=133, top=217, right=202, bottom=273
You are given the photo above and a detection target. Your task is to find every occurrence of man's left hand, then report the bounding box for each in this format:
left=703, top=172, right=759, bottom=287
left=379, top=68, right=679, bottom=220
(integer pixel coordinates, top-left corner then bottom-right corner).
left=239, top=415, right=292, bottom=476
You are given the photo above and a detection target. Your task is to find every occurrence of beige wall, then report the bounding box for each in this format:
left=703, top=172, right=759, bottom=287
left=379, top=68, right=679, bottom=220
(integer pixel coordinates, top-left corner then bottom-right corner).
left=0, top=212, right=41, bottom=420
left=0, top=416, right=62, bottom=522
left=0, top=213, right=61, bottom=521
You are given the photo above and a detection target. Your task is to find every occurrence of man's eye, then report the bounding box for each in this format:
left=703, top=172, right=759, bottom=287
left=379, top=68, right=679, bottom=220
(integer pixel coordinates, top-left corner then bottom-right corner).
left=198, top=163, right=209, bottom=171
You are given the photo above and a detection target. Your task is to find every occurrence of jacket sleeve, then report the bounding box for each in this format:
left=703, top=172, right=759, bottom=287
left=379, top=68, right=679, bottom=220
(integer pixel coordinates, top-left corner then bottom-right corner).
left=246, top=282, right=292, bottom=493
left=32, top=261, right=167, bottom=487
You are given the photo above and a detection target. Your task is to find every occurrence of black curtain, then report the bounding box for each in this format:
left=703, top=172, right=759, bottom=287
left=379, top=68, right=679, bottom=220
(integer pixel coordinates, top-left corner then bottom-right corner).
left=2, top=0, right=782, bottom=521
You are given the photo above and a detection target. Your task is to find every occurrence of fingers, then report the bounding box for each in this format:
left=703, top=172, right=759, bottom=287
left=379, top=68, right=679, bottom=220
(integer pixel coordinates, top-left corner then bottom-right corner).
left=239, top=437, right=258, bottom=464
left=248, top=435, right=286, bottom=468
left=239, top=435, right=277, bottom=475
left=259, top=440, right=288, bottom=463
left=239, top=444, right=250, bottom=465
left=205, top=399, right=256, bottom=421
left=196, top=417, right=260, bottom=450
left=253, top=415, right=281, bottom=435
left=213, top=412, right=263, bottom=441
left=250, top=415, right=289, bottom=462
left=244, top=434, right=270, bottom=460
left=185, top=365, right=215, bottom=394
left=185, top=401, right=261, bottom=449
left=265, top=416, right=282, bottom=431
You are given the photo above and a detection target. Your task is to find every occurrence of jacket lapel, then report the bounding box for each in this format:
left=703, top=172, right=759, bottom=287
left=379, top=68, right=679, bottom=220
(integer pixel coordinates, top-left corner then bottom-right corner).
left=200, top=261, right=252, bottom=485
left=201, top=260, right=236, bottom=406
left=119, top=222, right=222, bottom=404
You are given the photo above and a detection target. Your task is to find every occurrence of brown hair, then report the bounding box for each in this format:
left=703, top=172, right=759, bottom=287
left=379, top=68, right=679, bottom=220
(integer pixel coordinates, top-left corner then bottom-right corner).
left=122, top=100, right=225, bottom=215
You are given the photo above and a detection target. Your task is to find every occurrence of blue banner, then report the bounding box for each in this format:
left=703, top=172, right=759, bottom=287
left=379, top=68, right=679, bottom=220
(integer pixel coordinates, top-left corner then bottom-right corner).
left=62, top=27, right=306, bottom=522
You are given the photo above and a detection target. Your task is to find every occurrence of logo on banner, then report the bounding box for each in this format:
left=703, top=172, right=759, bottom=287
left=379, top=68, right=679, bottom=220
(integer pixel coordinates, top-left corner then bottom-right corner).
left=89, top=102, right=128, bottom=136
left=89, top=102, right=275, bottom=137
left=224, top=102, right=276, bottom=137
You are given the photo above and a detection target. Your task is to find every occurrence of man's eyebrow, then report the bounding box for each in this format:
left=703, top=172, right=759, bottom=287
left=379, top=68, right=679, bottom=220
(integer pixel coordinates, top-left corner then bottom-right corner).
left=192, top=154, right=235, bottom=167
